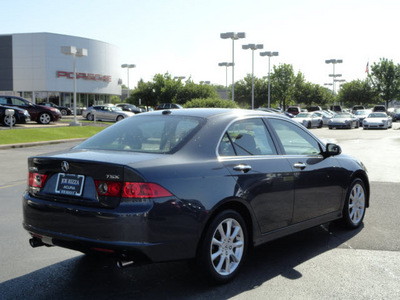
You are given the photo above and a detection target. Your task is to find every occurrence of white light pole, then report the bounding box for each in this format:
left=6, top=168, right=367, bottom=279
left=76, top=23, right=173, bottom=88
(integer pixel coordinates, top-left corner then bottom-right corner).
left=242, top=43, right=264, bottom=110
left=220, top=32, right=246, bottom=101
left=325, top=59, right=343, bottom=97
left=121, top=64, right=136, bottom=101
left=61, top=46, right=88, bottom=126
left=260, top=51, right=279, bottom=108
left=218, top=62, right=234, bottom=88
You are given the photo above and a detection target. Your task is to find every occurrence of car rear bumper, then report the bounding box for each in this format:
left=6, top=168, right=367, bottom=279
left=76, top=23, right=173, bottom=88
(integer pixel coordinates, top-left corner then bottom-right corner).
left=23, top=192, right=200, bottom=262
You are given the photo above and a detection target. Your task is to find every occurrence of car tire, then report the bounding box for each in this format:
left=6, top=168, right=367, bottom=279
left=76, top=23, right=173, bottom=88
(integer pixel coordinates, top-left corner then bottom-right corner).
left=2, top=115, right=16, bottom=126
left=318, top=121, right=323, bottom=128
left=87, top=113, right=94, bottom=121
left=38, top=112, right=51, bottom=124
left=307, top=121, right=311, bottom=129
left=116, top=115, right=124, bottom=122
left=329, top=126, right=333, bottom=130
left=340, top=178, right=366, bottom=229
left=197, top=210, right=248, bottom=284
left=60, top=109, right=68, bottom=116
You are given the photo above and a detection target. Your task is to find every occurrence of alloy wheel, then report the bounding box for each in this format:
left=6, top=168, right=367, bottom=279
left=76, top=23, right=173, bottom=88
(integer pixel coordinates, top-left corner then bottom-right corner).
left=210, top=218, right=244, bottom=276
left=348, top=183, right=365, bottom=225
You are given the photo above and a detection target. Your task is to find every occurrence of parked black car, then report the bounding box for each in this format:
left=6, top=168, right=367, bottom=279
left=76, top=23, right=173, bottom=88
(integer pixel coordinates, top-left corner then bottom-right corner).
left=115, top=103, right=142, bottom=114
left=38, top=102, right=72, bottom=116
left=155, top=103, right=183, bottom=110
left=0, top=104, right=31, bottom=126
left=388, top=108, right=400, bottom=121
left=0, top=95, right=61, bottom=124
left=23, top=109, right=369, bottom=283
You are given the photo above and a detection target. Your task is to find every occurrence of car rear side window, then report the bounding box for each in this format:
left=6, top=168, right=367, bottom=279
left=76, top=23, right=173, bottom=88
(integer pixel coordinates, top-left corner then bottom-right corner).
left=219, top=118, right=277, bottom=156
left=76, top=115, right=202, bottom=153
left=268, top=119, right=321, bottom=155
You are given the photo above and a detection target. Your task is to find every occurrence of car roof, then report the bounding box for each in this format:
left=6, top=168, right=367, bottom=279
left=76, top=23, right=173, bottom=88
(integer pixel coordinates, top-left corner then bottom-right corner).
left=142, top=108, right=277, bottom=119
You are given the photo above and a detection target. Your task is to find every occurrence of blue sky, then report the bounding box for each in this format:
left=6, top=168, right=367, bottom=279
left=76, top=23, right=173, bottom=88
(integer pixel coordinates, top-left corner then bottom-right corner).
left=3, top=0, right=400, bottom=90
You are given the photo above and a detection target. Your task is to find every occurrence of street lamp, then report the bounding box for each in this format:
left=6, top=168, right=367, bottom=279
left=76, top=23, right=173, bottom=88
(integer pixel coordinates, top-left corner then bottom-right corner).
left=260, top=51, right=279, bottom=108
left=242, top=43, right=264, bottom=110
left=325, top=59, right=343, bottom=97
left=218, top=62, right=234, bottom=88
left=174, top=76, right=186, bottom=80
left=61, top=46, right=88, bottom=126
left=220, top=32, right=246, bottom=101
left=121, top=64, right=136, bottom=101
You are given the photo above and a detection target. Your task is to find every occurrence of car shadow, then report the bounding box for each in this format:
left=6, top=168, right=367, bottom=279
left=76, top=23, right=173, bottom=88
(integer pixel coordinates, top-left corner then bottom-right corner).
left=0, top=222, right=363, bottom=299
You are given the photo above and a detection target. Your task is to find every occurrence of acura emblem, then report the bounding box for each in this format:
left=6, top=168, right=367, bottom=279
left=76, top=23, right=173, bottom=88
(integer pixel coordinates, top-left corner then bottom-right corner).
left=61, top=161, right=69, bottom=172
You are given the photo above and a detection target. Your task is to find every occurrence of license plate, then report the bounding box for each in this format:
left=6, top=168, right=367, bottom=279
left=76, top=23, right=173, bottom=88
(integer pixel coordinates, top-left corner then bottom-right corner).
left=55, top=173, right=85, bottom=196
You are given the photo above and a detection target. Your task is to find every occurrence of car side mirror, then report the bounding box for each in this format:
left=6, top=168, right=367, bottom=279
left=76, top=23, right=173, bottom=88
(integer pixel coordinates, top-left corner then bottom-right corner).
left=325, top=143, right=342, bottom=157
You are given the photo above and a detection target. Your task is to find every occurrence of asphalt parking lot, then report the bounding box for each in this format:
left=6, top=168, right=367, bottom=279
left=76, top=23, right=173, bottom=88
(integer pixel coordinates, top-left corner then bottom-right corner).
left=0, top=121, right=399, bottom=299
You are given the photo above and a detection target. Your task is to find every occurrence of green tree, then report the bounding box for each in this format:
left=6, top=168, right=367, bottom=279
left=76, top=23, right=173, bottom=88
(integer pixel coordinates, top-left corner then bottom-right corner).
left=184, top=98, right=239, bottom=108
left=337, top=79, right=377, bottom=107
left=130, top=79, right=156, bottom=108
left=175, top=80, right=218, bottom=104
left=368, top=58, right=400, bottom=108
left=295, top=81, right=333, bottom=108
left=234, top=75, right=267, bottom=108
left=270, top=64, right=296, bottom=110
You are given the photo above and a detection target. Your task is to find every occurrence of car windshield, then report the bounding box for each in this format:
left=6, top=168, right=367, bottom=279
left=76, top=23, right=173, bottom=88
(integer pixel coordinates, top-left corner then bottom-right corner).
left=108, top=106, right=122, bottom=112
left=355, top=110, right=369, bottom=116
left=75, top=115, right=203, bottom=153
left=296, top=113, right=310, bottom=118
left=368, top=113, right=386, bottom=118
left=334, top=113, right=351, bottom=118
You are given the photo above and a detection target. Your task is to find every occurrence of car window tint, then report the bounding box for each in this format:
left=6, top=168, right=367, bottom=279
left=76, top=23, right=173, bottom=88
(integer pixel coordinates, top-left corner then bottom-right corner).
left=220, top=118, right=277, bottom=156
left=0, top=97, right=8, bottom=105
left=10, top=98, right=26, bottom=106
left=76, top=115, right=202, bottom=153
left=269, top=119, right=320, bottom=155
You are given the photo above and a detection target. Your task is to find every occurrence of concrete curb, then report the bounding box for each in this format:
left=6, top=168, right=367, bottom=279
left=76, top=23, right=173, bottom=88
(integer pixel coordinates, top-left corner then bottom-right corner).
left=0, top=138, right=87, bottom=150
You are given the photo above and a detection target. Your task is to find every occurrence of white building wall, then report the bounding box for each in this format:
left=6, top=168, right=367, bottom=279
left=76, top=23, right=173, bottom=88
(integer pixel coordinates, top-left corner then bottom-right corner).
left=12, top=33, right=121, bottom=95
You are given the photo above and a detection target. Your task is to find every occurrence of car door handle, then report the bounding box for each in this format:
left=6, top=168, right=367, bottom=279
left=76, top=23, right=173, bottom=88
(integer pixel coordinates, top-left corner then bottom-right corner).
left=293, top=162, right=306, bottom=170
left=233, top=164, right=252, bottom=173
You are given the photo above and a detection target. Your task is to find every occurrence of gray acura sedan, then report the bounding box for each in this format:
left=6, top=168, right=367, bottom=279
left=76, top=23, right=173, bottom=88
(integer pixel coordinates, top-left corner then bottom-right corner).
left=23, top=108, right=369, bottom=283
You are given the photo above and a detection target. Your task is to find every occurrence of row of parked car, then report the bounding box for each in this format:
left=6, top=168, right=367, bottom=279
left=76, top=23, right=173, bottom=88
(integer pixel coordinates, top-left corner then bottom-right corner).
left=284, top=105, right=397, bottom=130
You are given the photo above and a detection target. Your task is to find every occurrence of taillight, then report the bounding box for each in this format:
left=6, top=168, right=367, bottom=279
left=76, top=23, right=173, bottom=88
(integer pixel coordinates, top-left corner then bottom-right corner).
left=94, top=180, right=172, bottom=198
left=122, top=182, right=172, bottom=198
left=28, top=172, right=48, bottom=188
left=94, top=180, right=122, bottom=197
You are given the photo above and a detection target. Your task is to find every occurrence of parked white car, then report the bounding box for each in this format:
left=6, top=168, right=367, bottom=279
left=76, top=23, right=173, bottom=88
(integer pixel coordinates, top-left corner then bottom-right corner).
left=363, top=112, right=392, bottom=129
left=294, top=112, right=323, bottom=128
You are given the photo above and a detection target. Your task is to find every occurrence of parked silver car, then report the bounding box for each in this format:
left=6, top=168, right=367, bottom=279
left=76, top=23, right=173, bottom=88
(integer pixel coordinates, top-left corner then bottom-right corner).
left=328, top=113, right=359, bottom=129
left=294, top=112, right=323, bottom=128
left=82, top=105, right=135, bottom=122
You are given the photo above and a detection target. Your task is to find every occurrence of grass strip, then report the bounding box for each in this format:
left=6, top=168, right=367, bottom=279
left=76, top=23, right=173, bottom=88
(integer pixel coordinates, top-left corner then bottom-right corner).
left=0, top=126, right=105, bottom=145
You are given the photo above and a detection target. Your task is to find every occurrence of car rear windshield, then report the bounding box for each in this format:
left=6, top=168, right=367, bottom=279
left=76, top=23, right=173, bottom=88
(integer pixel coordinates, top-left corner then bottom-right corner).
left=75, top=115, right=203, bottom=153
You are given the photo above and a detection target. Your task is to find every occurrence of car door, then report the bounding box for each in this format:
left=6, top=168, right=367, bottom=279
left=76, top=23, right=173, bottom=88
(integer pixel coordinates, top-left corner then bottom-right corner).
left=218, top=118, right=295, bottom=233
left=267, top=118, right=344, bottom=223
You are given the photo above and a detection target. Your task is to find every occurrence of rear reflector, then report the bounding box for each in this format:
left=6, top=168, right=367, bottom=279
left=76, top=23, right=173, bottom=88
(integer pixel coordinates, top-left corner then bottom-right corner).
left=94, top=180, right=172, bottom=199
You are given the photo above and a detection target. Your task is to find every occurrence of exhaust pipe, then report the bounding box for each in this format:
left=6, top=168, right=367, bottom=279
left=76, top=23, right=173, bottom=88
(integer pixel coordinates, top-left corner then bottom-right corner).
left=29, top=237, right=45, bottom=248
left=116, top=259, right=135, bottom=269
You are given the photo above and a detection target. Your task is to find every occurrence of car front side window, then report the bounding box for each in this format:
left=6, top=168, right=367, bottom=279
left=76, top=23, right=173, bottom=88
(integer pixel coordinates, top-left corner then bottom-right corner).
left=268, top=118, right=321, bottom=155
left=219, top=118, right=277, bottom=156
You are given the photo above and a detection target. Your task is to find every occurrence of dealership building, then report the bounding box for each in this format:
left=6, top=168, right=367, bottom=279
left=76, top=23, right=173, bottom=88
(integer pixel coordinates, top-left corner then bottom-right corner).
left=0, top=32, right=122, bottom=109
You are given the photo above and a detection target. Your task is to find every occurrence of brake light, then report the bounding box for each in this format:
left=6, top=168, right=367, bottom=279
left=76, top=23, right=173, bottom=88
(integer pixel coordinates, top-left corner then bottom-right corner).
left=94, top=180, right=172, bottom=198
left=28, top=172, right=48, bottom=188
